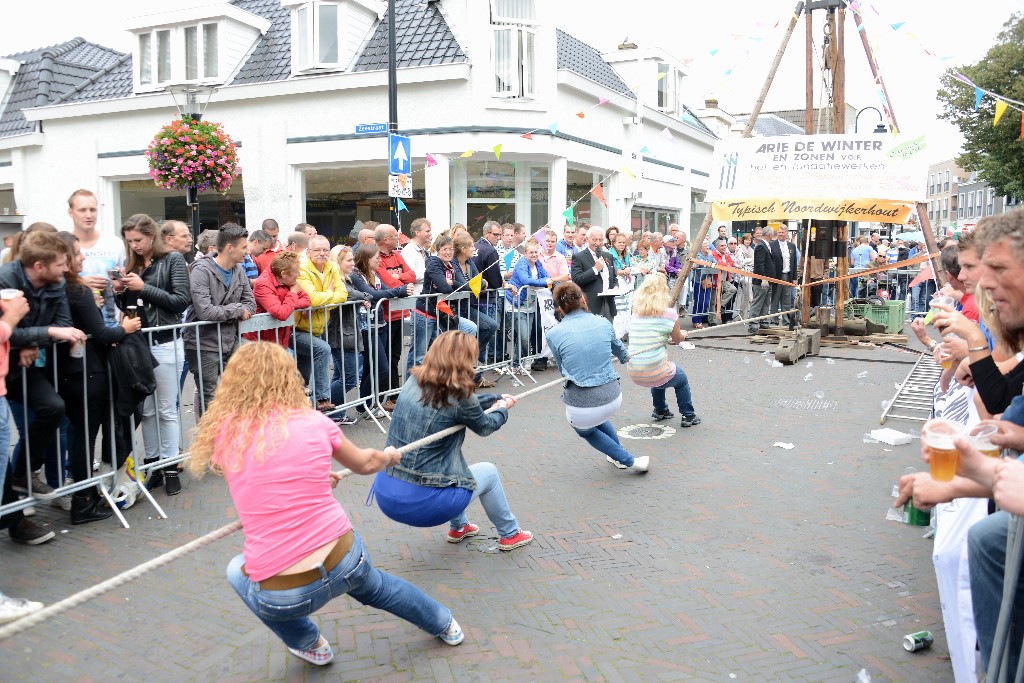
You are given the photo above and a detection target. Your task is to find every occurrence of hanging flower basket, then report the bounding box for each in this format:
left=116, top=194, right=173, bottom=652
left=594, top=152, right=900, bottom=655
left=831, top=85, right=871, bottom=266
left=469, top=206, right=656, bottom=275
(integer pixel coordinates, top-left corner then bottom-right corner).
left=145, top=118, right=239, bottom=194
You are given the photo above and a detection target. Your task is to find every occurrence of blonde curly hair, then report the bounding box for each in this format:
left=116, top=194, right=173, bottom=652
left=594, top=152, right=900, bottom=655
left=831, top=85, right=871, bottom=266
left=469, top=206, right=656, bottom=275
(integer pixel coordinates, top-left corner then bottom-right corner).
left=188, top=342, right=312, bottom=477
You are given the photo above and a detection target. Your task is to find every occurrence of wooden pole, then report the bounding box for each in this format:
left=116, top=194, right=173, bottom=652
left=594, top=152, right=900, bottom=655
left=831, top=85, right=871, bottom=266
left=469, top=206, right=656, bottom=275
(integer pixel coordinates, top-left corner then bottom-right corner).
left=834, top=6, right=846, bottom=132
left=915, top=203, right=948, bottom=288
left=669, top=1, right=805, bottom=306
left=805, top=9, right=814, bottom=133
left=835, top=221, right=848, bottom=336
left=852, top=9, right=900, bottom=132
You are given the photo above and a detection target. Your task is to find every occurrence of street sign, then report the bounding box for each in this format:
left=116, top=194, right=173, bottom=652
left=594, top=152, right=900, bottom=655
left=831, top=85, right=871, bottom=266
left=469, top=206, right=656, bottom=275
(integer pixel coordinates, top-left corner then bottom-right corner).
left=388, top=173, right=412, bottom=198
left=388, top=133, right=411, bottom=175
left=355, top=123, right=387, bottom=135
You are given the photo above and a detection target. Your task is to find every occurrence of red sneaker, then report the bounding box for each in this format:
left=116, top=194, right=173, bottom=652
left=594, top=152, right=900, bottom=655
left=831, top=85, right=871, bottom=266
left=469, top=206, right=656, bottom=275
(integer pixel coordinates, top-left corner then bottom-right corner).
left=446, top=523, right=480, bottom=544
left=498, top=529, right=533, bottom=551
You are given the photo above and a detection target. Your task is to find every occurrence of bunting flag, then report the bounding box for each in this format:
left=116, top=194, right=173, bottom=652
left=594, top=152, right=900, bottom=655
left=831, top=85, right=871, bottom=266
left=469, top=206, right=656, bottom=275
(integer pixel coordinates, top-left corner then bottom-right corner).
left=396, top=198, right=408, bottom=212
left=709, top=49, right=719, bottom=57
left=620, top=165, right=636, bottom=179
left=975, top=87, right=984, bottom=110
left=425, top=152, right=438, bottom=168
left=639, top=145, right=651, bottom=154
left=576, top=112, right=585, bottom=118
left=656, top=72, right=667, bottom=81
left=660, top=127, right=673, bottom=140
left=890, top=21, right=905, bottom=30
left=503, top=249, right=517, bottom=271
left=548, top=122, right=559, bottom=135
left=994, top=100, right=1008, bottom=126
left=521, top=132, right=533, bottom=140
left=598, top=97, right=609, bottom=105
left=436, top=299, right=455, bottom=317
left=592, top=184, right=608, bottom=208
left=467, top=273, right=483, bottom=298
left=459, top=150, right=474, bottom=158
left=535, top=225, right=547, bottom=247
left=1021, top=114, right=1024, bottom=140
left=493, top=144, right=502, bottom=160
left=561, top=206, right=575, bottom=225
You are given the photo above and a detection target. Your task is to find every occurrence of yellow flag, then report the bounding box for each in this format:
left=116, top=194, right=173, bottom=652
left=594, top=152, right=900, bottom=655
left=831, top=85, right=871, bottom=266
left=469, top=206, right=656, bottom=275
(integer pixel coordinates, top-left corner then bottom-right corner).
left=493, top=144, right=502, bottom=160
left=994, top=100, right=1008, bottom=126
left=620, top=165, right=636, bottom=179
left=460, top=150, right=475, bottom=158
left=467, top=273, right=483, bottom=298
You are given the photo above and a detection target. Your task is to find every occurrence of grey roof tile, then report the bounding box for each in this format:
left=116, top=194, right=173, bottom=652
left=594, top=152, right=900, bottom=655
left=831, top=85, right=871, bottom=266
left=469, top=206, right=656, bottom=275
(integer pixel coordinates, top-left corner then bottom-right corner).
left=734, top=112, right=806, bottom=137
left=555, top=29, right=634, bottom=100
left=0, top=37, right=123, bottom=137
left=230, top=0, right=291, bottom=85
left=352, top=0, right=467, bottom=72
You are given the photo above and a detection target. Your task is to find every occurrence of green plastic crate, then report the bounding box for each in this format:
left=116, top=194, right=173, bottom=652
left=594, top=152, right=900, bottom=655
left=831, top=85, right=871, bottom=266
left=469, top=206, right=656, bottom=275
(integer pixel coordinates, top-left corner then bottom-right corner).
left=863, top=300, right=906, bottom=334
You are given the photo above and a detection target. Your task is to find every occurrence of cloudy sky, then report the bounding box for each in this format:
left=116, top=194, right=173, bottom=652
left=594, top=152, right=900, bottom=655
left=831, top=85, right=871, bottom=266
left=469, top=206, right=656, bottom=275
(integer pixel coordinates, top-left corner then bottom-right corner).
left=2, top=0, right=1017, bottom=161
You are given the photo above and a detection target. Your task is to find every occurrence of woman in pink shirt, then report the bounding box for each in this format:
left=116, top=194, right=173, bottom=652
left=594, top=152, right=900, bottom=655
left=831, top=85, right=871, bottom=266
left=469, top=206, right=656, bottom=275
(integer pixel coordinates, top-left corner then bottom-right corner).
left=188, top=343, right=464, bottom=667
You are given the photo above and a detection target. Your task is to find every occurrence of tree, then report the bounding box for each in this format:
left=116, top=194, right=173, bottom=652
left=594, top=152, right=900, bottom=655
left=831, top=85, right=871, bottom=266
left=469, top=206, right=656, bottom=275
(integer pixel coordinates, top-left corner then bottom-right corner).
left=936, top=13, right=1024, bottom=201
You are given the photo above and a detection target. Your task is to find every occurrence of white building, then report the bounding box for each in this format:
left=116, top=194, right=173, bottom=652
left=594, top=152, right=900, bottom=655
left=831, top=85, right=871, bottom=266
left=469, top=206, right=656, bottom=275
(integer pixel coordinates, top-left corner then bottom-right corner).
left=0, top=0, right=717, bottom=243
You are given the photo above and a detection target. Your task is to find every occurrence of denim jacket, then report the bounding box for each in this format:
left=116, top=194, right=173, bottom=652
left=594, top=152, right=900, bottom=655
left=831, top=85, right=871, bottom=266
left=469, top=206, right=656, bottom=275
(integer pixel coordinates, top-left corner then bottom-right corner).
left=545, top=310, right=628, bottom=387
left=384, top=378, right=508, bottom=490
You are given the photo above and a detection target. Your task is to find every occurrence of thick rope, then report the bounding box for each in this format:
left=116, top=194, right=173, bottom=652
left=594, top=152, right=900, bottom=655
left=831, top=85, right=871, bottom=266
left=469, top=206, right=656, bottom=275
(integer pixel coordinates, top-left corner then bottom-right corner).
left=0, top=377, right=565, bottom=641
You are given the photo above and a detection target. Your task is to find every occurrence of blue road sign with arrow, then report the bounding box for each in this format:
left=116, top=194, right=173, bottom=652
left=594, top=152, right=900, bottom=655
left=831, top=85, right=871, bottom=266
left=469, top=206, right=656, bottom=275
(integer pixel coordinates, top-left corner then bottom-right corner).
left=388, top=133, right=411, bottom=175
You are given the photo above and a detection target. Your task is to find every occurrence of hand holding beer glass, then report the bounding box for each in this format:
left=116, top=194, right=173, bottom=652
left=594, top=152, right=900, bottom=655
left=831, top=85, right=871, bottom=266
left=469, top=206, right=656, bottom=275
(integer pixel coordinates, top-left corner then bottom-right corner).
left=969, top=424, right=1001, bottom=458
left=922, top=419, right=963, bottom=482
left=937, top=333, right=960, bottom=369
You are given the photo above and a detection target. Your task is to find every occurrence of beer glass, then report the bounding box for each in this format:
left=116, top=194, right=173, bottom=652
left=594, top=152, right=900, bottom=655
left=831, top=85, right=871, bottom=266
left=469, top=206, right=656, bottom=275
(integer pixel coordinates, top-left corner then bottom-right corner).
left=969, top=424, right=1001, bottom=458
left=923, top=418, right=963, bottom=482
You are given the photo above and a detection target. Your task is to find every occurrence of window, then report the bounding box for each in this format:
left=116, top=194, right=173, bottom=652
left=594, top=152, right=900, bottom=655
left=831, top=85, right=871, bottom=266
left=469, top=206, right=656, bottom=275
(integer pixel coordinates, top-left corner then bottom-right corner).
left=656, top=63, right=677, bottom=113
left=138, top=23, right=219, bottom=88
left=139, top=30, right=173, bottom=86
left=139, top=33, right=153, bottom=84
left=958, top=193, right=964, bottom=219
left=491, top=0, right=536, bottom=99
left=203, top=23, right=219, bottom=78
left=944, top=170, right=950, bottom=191
left=184, top=23, right=219, bottom=80
left=943, top=197, right=948, bottom=219
left=292, top=1, right=344, bottom=71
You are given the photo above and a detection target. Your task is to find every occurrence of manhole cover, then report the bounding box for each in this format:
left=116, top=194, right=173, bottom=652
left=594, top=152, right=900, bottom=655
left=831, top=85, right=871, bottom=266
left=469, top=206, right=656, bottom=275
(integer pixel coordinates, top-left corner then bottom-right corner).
left=617, top=423, right=676, bottom=439
left=769, top=397, right=838, bottom=411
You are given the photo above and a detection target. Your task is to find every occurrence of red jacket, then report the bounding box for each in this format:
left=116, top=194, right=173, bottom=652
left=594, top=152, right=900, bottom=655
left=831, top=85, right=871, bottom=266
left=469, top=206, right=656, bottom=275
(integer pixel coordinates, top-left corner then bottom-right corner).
left=245, top=267, right=311, bottom=347
left=376, top=249, right=414, bottom=321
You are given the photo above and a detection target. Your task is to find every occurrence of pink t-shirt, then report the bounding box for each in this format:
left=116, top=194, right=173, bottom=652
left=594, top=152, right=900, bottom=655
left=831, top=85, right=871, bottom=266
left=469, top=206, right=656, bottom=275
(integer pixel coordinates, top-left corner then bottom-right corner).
left=220, top=410, right=351, bottom=581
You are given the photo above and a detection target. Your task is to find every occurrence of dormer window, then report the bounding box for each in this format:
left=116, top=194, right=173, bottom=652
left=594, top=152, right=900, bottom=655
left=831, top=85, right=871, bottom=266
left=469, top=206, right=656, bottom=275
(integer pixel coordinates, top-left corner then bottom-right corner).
left=287, top=0, right=378, bottom=74
left=656, top=61, right=681, bottom=115
left=137, top=24, right=218, bottom=87
left=185, top=24, right=219, bottom=80
left=139, top=30, right=172, bottom=86
left=491, top=0, right=536, bottom=99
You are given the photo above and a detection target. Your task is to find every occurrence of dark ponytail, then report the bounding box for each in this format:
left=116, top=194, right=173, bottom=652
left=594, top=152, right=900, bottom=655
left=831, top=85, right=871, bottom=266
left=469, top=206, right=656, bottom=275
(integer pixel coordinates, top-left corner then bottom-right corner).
left=553, top=281, right=588, bottom=315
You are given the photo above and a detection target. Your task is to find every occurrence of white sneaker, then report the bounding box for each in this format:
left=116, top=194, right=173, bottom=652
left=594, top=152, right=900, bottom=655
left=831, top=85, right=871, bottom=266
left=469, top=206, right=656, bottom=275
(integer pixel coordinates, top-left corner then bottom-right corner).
left=0, top=594, right=44, bottom=624
left=439, top=617, right=465, bottom=646
left=606, top=456, right=627, bottom=470
left=287, top=636, right=334, bottom=666
left=631, top=456, right=650, bottom=473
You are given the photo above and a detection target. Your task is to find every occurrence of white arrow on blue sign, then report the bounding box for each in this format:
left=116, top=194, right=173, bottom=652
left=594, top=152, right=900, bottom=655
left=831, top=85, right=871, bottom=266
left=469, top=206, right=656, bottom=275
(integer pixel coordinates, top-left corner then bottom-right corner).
left=388, top=133, right=411, bottom=175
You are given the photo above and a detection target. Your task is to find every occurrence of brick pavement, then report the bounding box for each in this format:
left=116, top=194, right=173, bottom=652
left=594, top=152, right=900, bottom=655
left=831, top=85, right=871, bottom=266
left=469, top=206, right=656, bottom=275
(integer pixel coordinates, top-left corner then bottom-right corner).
left=0, top=335, right=956, bottom=682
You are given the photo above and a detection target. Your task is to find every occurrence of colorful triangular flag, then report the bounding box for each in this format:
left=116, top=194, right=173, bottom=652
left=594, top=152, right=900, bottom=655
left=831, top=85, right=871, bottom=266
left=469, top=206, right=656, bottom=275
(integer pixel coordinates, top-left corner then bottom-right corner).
left=467, top=273, right=483, bottom=298
left=459, top=150, right=474, bottom=158
left=437, top=299, right=455, bottom=316
left=548, top=122, right=559, bottom=135
left=994, top=100, right=1008, bottom=126
left=592, top=184, right=608, bottom=208
left=521, top=132, right=533, bottom=140
left=620, top=165, right=636, bottom=179
left=561, top=206, right=574, bottom=226
left=425, top=152, right=438, bottom=168
left=639, top=145, right=651, bottom=154
left=576, top=112, right=585, bottom=118
left=890, top=21, right=905, bottom=30
left=598, top=96, right=609, bottom=105
left=660, top=127, right=673, bottom=140
left=975, top=87, right=984, bottom=110
left=395, top=198, right=407, bottom=212
left=656, top=72, right=667, bottom=81
left=503, top=249, right=517, bottom=271
left=493, top=144, right=502, bottom=160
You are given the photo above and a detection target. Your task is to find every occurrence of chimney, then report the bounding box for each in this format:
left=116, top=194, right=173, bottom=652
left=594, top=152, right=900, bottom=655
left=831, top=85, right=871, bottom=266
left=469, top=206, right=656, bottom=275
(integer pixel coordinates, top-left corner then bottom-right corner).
left=618, top=41, right=638, bottom=51
left=705, top=97, right=719, bottom=110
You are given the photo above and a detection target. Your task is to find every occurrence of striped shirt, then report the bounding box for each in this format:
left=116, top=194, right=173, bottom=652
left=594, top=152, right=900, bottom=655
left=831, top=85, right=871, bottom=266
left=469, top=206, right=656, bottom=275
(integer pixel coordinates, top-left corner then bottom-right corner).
left=627, top=308, right=677, bottom=387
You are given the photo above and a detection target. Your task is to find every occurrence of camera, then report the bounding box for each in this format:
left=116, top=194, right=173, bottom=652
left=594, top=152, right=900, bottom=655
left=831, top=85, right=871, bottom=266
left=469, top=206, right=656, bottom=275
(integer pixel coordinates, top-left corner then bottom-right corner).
left=108, top=269, right=123, bottom=280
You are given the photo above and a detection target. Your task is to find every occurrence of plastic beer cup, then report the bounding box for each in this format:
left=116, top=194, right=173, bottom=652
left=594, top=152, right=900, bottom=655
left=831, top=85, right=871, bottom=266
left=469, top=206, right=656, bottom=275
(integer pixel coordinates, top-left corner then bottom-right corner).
left=923, top=418, right=963, bottom=482
left=970, top=424, right=1001, bottom=458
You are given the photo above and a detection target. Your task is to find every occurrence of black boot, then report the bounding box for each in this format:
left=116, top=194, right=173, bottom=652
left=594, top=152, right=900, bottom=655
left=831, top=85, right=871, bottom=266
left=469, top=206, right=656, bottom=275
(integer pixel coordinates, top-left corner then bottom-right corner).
left=164, top=469, right=182, bottom=496
left=70, top=491, right=113, bottom=525
left=144, top=457, right=164, bottom=491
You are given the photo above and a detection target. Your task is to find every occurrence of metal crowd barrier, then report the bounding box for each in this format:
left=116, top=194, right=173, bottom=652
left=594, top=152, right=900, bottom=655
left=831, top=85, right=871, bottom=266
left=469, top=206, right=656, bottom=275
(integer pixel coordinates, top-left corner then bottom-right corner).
left=0, top=286, right=553, bottom=525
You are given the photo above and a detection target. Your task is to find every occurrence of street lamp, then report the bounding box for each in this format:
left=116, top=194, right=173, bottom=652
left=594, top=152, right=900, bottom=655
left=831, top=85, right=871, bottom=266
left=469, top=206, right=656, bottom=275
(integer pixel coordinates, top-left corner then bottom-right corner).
left=854, top=106, right=887, bottom=134
left=167, top=85, right=217, bottom=239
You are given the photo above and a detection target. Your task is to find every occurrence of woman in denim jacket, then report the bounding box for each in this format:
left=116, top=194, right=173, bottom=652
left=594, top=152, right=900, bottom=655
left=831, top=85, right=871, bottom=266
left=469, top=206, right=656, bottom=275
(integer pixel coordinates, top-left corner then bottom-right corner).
left=373, top=331, right=534, bottom=551
left=545, top=282, right=649, bottom=473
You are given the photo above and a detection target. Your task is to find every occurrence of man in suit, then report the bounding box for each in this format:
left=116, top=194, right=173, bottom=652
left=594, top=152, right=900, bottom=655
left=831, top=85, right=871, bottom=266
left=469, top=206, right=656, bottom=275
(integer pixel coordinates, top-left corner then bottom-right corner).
left=747, top=226, right=777, bottom=334
left=571, top=225, right=619, bottom=322
left=473, top=220, right=508, bottom=364
left=769, top=227, right=800, bottom=329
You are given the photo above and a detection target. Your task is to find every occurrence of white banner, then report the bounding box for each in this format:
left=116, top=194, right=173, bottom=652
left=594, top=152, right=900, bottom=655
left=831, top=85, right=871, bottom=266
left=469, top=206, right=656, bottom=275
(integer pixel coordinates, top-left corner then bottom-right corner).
left=707, top=134, right=928, bottom=203
left=537, top=289, right=557, bottom=359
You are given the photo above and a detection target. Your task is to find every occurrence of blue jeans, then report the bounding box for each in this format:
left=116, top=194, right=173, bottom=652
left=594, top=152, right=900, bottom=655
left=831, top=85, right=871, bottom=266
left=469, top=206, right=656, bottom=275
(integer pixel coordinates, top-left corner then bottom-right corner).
left=512, top=312, right=535, bottom=365
left=226, top=530, right=453, bottom=651
left=0, top=397, right=10, bottom=495
left=330, top=349, right=360, bottom=407
left=969, top=511, right=1024, bottom=677
left=651, top=367, right=695, bottom=416
left=573, top=421, right=634, bottom=467
left=451, top=462, right=520, bottom=539
left=473, top=309, right=497, bottom=364
left=294, top=330, right=332, bottom=402
left=407, top=311, right=433, bottom=371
